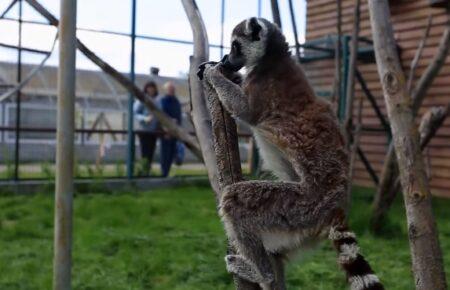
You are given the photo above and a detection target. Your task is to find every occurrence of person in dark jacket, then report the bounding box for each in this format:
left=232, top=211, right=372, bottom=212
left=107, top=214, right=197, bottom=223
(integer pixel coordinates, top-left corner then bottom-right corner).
left=133, top=81, right=160, bottom=176
left=159, top=81, right=182, bottom=177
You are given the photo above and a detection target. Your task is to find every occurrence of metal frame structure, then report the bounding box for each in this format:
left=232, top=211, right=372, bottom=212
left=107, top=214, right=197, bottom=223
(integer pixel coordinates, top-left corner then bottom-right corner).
left=0, top=0, right=386, bottom=186
left=0, top=0, right=231, bottom=181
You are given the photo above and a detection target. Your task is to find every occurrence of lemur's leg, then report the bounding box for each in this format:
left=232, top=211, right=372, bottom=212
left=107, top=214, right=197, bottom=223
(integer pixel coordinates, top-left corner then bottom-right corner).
left=220, top=180, right=341, bottom=288
left=225, top=237, right=274, bottom=285
left=202, top=64, right=250, bottom=122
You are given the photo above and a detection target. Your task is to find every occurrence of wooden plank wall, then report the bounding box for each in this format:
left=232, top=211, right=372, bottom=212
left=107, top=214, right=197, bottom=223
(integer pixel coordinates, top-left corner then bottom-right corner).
left=304, top=0, right=450, bottom=197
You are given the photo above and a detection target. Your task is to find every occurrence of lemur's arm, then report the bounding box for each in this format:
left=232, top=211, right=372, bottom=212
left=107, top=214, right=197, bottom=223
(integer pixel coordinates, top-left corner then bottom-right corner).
left=202, top=63, right=250, bottom=122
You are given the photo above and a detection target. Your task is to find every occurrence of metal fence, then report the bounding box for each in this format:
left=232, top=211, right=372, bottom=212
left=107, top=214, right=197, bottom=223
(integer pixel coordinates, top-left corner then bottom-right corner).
left=0, top=0, right=283, bottom=181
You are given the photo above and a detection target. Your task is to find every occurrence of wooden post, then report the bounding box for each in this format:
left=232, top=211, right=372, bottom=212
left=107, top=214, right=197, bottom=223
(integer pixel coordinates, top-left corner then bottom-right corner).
left=54, top=0, right=77, bottom=289
left=182, top=1, right=263, bottom=289
left=368, top=1, right=447, bottom=289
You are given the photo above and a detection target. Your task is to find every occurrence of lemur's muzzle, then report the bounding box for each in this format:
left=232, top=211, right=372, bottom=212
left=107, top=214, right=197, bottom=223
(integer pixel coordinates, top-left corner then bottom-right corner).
left=220, top=54, right=244, bottom=72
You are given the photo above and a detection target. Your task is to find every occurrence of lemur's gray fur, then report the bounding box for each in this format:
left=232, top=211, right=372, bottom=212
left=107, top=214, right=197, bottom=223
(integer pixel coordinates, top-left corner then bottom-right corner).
left=198, top=17, right=384, bottom=290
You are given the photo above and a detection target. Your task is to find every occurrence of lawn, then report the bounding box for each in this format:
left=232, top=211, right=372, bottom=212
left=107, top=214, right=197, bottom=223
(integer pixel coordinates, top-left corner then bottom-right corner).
left=0, top=185, right=449, bottom=289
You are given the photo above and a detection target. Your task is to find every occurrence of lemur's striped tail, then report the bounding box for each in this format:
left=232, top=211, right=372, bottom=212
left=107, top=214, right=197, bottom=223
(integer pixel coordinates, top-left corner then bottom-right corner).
left=329, top=226, right=385, bottom=290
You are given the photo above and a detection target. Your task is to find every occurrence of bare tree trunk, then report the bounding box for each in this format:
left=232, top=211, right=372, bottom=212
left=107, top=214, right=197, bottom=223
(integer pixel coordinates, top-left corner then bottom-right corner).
left=181, top=0, right=221, bottom=194
left=182, top=1, right=261, bottom=289
left=370, top=12, right=450, bottom=230
left=371, top=105, right=449, bottom=231
left=368, top=2, right=447, bottom=289
left=25, top=0, right=202, bottom=160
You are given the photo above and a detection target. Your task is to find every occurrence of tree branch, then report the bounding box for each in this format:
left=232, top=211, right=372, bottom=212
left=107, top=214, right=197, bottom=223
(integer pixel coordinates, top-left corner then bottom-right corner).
left=182, top=1, right=261, bottom=289
left=412, top=17, right=450, bottom=113
left=181, top=0, right=221, bottom=194
left=372, top=104, right=450, bottom=231
left=419, top=104, right=450, bottom=149
left=371, top=104, right=449, bottom=231
left=407, top=15, right=432, bottom=93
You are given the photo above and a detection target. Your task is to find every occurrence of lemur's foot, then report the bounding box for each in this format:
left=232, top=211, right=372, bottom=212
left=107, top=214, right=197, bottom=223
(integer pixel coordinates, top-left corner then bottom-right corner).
left=197, top=61, right=218, bottom=80
left=225, top=255, right=274, bottom=284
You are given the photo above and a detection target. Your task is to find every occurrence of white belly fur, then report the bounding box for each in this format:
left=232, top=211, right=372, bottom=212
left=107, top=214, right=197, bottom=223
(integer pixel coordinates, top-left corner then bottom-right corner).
left=253, top=130, right=298, bottom=181
left=260, top=230, right=319, bottom=254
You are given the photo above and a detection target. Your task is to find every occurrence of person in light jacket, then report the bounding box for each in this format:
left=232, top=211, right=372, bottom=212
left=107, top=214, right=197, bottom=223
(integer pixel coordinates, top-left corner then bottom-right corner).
left=133, top=81, right=160, bottom=176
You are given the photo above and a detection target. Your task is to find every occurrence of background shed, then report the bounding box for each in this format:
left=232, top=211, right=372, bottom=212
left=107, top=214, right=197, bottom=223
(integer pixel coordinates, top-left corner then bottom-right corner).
left=304, top=0, right=450, bottom=197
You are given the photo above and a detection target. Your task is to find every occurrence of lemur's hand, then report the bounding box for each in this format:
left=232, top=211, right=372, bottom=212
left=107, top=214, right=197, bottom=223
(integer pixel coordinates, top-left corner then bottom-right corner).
left=197, top=61, right=219, bottom=80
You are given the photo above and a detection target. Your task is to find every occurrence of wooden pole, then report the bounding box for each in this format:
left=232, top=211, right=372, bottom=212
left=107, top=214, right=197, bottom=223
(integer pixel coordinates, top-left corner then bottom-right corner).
left=368, top=1, right=447, bottom=289
left=53, top=0, right=76, bottom=289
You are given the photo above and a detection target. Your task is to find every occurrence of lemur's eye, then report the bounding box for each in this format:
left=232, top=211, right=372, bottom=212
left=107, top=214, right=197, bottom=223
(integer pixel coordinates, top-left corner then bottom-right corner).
left=231, top=41, right=241, bottom=54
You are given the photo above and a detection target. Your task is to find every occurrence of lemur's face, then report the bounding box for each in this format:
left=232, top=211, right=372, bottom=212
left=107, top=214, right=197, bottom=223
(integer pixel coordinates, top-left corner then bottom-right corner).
left=222, top=17, right=271, bottom=72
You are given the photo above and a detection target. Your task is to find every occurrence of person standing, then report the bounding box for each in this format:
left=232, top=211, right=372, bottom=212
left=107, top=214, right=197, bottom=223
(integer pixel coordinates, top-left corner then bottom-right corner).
left=133, top=81, right=160, bottom=176
left=159, top=81, right=182, bottom=177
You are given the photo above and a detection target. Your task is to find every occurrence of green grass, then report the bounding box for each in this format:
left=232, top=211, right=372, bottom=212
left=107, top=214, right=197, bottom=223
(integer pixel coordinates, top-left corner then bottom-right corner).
left=0, top=186, right=449, bottom=289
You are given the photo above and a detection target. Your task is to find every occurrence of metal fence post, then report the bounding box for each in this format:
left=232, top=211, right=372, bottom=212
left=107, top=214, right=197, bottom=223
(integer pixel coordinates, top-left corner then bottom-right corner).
left=338, top=35, right=350, bottom=121
left=53, top=0, right=77, bottom=289
left=257, top=0, right=261, bottom=17
left=14, top=0, right=22, bottom=180
left=126, top=0, right=137, bottom=179
left=220, top=0, right=225, bottom=58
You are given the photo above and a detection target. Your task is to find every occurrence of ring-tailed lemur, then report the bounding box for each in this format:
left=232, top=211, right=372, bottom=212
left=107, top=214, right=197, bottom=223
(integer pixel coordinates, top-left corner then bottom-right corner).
left=198, top=17, right=384, bottom=290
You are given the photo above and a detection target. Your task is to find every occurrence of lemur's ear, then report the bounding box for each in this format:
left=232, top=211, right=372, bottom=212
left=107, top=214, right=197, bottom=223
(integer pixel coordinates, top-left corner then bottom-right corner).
left=245, top=17, right=266, bottom=41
